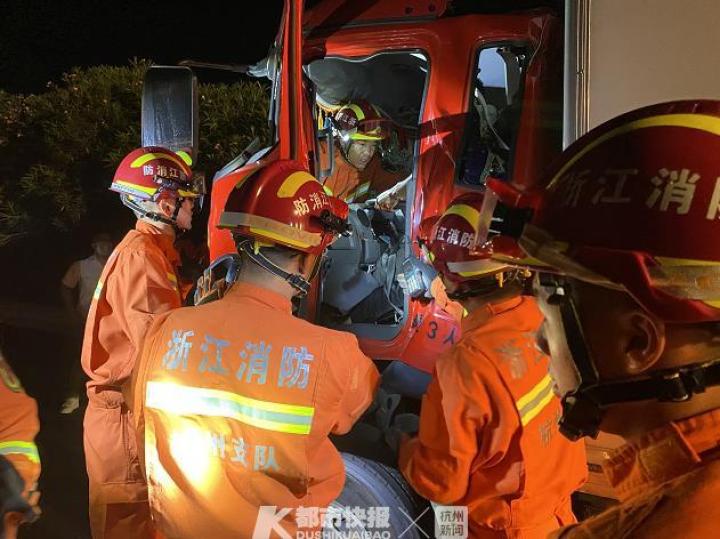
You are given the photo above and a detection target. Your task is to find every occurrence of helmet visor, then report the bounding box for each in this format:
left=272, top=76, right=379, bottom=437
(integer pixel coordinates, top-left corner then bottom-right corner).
left=353, top=119, right=391, bottom=140
left=177, top=174, right=206, bottom=210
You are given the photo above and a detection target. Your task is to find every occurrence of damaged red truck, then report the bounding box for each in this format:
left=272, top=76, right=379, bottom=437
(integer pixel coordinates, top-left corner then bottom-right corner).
left=139, top=0, right=720, bottom=530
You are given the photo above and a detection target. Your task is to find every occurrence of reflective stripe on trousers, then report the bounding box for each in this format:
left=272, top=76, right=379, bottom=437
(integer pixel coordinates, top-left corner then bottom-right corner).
left=0, top=440, right=40, bottom=463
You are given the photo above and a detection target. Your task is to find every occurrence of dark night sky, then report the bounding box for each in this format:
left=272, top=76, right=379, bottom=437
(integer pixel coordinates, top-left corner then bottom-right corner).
left=0, top=0, right=285, bottom=93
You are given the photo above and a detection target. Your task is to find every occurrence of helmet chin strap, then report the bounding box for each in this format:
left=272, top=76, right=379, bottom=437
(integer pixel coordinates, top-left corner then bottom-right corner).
left=238, top=241, right=311, bottom=296
left=548, top=278, right=720, bottom=441
left=121, top=195, right=179, bottom=228
left=171, top=198, right=183, bottom=222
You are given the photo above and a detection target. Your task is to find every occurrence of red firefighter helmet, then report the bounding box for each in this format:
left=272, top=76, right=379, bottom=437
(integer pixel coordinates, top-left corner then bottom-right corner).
left=334, top=100, right=390, bottom=142
left=219, top=160, right=348, bottom=256
left=110, top=146, right=202, bottom=203
left=518, top=100, right=720, bottom=323
left=505, top=100, right=720, bottom=441
left=429, top=192, right=508, bottom=283
left=218, top=160, right=348, bottom=295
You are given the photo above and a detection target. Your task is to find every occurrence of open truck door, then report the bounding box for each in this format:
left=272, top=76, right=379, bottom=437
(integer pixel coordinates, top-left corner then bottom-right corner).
left=302, top=2, right=562, bottom=383
left=208, top=0, right=314, bottom=261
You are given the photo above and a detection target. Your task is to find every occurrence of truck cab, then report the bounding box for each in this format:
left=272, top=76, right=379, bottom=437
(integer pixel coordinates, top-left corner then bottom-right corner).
left=208, top=0, right=563, bottom=388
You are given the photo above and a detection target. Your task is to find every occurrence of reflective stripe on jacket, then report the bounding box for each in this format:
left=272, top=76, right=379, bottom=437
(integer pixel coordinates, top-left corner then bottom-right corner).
left=320, top=144, right=403, bottom=203
left=400, top=296, right=587, bottom=538
left=131, top=282, right=380, bottom=539
left=82, top=220, right=181, bottom=538
left=0, top=357, right=40, bottom=500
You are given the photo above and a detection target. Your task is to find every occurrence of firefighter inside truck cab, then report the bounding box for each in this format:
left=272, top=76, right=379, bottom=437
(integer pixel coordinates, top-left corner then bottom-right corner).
left=130, top=160, right=380, bottom=539
left=399, top=192, right=587, bottom=538
left=320, top=100, right=410, bottom=210
left=493, top=100, right=720, bottom=538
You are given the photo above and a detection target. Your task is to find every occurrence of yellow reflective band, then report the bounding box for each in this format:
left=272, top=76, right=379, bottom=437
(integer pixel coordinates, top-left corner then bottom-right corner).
left=93, top=280, right=103, bottom=301
left=175, top=150, right=193, bottom=167
left=447, top=259, right=507, bottom=277
left=444, top=204, right=480, bottom=231
left=177, top=189, right=200, bottom=198
left=651, top=257, right=720, bottom=308
left=345, top=182, right=371, bottom=203
left=131, top=152, right=188, bottom=171
left=655, top=256, right=720, bottom=267
left=0, top=441, right=40, bottom=464
left=249, top=227, right=313, bottom=249
left=344, top=103, right=366, bottom=121
left=219, top=212, right=322, bottom=248
left=349, top=132, right=384, bottom=141
left=166, top=272, right=178, bottom=291
left=323, top=185, right=333, bottom=196
left=492, top=253, right=552, bottom=268
left=146, top=381, right=315, bottom=435
left=276, top=171, right=319, bottom=198
left=457, top=269, right=502, bottom=277
left=548, top=114, right=720, bottom=189
left=516, top=374, right=555, bottom=426
left=114, top=180, right=157, bottom=196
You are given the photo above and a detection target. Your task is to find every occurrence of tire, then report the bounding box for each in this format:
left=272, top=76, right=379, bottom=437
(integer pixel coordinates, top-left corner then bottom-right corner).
left=325, top=453, right=430, bottom=538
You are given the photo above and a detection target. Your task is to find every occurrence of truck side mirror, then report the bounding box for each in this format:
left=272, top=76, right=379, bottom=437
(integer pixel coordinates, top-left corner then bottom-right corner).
left=141, top=66, right=199, bottom=165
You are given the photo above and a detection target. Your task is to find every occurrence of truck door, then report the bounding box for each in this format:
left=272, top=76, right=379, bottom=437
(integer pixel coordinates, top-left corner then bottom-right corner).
left=208, top=0, right=316, bottom=260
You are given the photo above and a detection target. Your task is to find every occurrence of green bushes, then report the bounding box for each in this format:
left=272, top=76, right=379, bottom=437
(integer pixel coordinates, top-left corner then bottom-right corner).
left=0, top=59, right=270, bottom=245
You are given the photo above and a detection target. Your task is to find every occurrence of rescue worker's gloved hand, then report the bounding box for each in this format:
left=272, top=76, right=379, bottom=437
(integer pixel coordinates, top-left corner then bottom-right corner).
left=397, top=255, right=438, bottom=299
left=375, top=190, right=401, bottom=211
left=429, top=277, right=466, bottom=324
left=374, top=176, right=410, bottom=211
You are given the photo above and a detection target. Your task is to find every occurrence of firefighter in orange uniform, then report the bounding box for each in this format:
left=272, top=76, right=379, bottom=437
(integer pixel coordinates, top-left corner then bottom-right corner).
left=321, top=100, right=406, bottom=204
left=399, top=193, right=587, bottom=538
left=82, top=147, right=203, bottom=538
left=0, top=350, right=40, bottom=538
left=130, top=160, right=380, bottom=539
left=498, top=100, right=720, bottom=538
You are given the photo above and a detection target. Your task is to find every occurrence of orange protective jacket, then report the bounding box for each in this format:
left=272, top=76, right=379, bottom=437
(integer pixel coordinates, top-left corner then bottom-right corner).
left=320, top=144, right=404, bottom=203
left=0, top=357, right=40, bottom=503
left=399, top=296, right=587, bottom=538
left=130, top=282, right=380, bottom=539
left=82, top=221, right=182, bottom=539
left=553, top=408, right=720, bottom=539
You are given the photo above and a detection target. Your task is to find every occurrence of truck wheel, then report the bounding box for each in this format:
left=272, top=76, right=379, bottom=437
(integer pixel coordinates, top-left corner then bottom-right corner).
left=325, top=453, right=430, bottom=538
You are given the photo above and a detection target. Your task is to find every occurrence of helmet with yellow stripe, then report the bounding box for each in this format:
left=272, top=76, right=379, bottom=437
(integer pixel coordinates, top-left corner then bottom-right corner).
left=111, top=147, right=204, bottom=226
left=111, top=146, right=201, bottom=202
left=333, top=100, right=390, bottom=142
left=515, top=100, right=720, bottom=323
left=218, top=160, right=349, bottom=295
left=429, top=192, right=509, bottom=284
left=499, top=100, right=720, bottom=440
